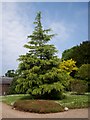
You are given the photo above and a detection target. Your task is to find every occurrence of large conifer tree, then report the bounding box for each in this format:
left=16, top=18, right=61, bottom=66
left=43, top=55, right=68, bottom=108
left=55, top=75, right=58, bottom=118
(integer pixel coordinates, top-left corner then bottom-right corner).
left=15, top=12, right=71, bottom=99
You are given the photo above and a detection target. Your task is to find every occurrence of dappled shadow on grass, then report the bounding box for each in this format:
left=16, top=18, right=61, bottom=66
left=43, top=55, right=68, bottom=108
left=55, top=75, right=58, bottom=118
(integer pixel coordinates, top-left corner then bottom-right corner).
left=19, top=93, right=66, bottom=101
left=19, top=95, right=33, bottom=100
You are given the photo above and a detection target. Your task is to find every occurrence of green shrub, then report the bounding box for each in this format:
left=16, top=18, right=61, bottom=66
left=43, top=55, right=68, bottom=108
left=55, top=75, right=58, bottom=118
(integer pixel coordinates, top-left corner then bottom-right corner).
left=71, top=80, right=88, bottom=95
left=13, top=100, right=64, bottom=113
left=75, top=64, right=90, bottom=81
left=58, top=59, right=78, bottom=75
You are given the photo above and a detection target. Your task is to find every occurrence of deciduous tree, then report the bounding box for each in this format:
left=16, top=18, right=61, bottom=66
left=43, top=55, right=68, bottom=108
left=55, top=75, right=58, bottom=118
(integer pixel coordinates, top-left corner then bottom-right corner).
left=62, top=41, right=90, bottom=67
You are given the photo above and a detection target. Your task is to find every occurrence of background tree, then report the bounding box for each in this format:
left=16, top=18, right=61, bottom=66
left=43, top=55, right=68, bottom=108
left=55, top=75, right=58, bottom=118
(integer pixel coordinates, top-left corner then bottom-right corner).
left=75, top=64, right=90, bottom=81
left=8, top=77, right=18, bottom=94
left=5, top=70, right=18, bottom=94
left=15, top=12, right=71, bottom=99
left=5, top=70, right=16, bottom=77
left=62, top=41, right=90, bottom=67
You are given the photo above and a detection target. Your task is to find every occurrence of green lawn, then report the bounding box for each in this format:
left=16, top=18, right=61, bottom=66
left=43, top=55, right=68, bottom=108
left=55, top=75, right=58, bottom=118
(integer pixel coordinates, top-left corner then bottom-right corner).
left=56, top=92, right=89, bottom=109
left=0, top=94, right=31, bottom=105
left=0, top=92, right=89, bottom=109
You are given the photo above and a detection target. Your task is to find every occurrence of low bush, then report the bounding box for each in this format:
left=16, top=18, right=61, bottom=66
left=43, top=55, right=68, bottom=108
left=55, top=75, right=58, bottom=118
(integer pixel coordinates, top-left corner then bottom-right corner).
left=70, top=80, right=88, bottom=95
left=75, top=64, right=90, bottom=92
left=13, top=100, right=64, bottom=113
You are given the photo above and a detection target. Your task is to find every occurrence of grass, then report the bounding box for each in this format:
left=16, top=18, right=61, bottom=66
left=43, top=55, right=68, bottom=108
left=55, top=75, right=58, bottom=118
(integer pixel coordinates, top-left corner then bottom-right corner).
left=0, top=92, right=89, bottom=113
left=0, top=94, right=31, bottom=105
left=56, top=92, right=89, bottom=109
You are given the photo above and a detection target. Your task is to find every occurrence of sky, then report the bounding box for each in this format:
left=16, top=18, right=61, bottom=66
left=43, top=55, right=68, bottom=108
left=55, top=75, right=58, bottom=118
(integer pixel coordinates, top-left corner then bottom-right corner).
left=0, top=2, right=88, bottom=76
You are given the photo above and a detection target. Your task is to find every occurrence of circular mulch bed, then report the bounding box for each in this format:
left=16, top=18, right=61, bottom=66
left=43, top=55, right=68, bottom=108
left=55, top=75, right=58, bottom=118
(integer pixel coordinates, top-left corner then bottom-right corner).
left=13, top=100, right=64, bottom=113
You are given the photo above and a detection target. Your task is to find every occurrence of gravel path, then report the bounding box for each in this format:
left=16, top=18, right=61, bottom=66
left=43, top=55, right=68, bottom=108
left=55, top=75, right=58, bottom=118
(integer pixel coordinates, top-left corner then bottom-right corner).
left=0, top=102, right=88, bottom=119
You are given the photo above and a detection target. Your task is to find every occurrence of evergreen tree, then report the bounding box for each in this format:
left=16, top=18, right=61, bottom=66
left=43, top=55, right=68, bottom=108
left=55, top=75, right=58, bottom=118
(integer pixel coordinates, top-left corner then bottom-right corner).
left=15, top=12, right=71, bottom=99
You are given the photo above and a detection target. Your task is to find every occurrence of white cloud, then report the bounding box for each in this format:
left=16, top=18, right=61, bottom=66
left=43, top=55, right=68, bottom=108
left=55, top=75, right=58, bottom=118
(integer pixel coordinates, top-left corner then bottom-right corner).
left=2, top=3, right=33, bottom=75
left=0, top=3, right=2, bottom=75
left=1, top=2, right=86, bottom=75
left=50, top=22, right=74, bottom=41
left=48, top=22, right=75, bottom=57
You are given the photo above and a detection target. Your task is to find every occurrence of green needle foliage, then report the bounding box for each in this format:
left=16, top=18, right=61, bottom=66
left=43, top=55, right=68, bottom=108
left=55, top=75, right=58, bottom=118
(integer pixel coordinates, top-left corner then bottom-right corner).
left=15, top=12, right=71, bottom=99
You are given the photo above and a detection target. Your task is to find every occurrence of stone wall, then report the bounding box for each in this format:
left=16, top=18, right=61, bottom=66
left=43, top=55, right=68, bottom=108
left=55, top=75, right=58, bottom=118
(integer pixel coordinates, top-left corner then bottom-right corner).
left=0, top=84, right=10, bottom=96
left=0, top=77, right=13, bottom=96
left=0, top=84, right=2, bottom=96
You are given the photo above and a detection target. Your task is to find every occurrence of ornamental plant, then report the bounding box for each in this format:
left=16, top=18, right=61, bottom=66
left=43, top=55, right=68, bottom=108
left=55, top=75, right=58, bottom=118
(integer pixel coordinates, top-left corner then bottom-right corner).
left=15, top=12, right=71, bottom=99
left=59, top=59, right=78, bottom=75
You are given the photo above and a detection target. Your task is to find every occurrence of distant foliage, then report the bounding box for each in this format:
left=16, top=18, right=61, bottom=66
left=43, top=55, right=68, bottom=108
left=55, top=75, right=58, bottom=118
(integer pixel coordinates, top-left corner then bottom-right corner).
left=75, top=64, right=90, bottom=81
left=5, top=70, right=16, bottom=77
left=62, top=41, right=90, bottom=67
left=58, top=59, right=78, bottom=75
left=71, top=79, right=88, bottom=95
left=8, top=77, right=18, bottom=94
